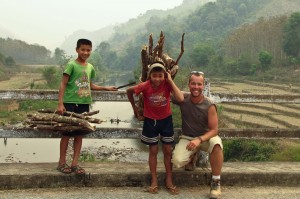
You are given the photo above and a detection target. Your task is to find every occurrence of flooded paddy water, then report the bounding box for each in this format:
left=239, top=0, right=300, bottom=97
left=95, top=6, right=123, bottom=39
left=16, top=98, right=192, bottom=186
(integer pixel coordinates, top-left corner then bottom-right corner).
left=0, top=102, right=153, bottom=164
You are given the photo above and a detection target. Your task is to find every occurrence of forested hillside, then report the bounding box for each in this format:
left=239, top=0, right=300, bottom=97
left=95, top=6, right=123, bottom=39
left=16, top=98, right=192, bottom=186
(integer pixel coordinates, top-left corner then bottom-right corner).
left=90, top=0, right=300, bottom=82
left=1, top=0, right=300, bottom=83
left=0, top=38, right=51, bottom=64
left=60, top=25, right=115, bottom=55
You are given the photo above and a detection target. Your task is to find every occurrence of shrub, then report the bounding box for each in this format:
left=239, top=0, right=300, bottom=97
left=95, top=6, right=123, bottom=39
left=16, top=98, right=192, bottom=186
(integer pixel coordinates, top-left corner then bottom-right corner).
left=223, top=139, right=278, bottom=161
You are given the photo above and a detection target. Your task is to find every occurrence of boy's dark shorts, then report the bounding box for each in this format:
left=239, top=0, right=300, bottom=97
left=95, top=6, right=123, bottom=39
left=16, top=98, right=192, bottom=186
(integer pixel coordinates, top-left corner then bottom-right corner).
left=62, top=103, right=90, bottom=137
left=141, top=115, right=174, bottom=145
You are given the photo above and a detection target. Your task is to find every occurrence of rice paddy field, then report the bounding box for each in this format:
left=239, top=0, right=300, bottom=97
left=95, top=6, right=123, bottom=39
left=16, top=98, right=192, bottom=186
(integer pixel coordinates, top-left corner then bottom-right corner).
left=210, top=80, right=300, bottom=129
left=0, top=73, right=44, bottom=90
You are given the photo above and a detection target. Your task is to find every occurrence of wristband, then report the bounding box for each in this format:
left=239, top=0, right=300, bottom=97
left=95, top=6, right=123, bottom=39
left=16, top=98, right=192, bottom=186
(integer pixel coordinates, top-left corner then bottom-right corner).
left=198, top=136, right=204, bottom=143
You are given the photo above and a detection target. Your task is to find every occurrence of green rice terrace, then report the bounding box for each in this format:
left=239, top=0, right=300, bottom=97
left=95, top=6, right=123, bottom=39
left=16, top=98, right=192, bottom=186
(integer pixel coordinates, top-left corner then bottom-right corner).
left=208, top=80, right=300, bottom=162
left=210, top=80, right=300, bottom=129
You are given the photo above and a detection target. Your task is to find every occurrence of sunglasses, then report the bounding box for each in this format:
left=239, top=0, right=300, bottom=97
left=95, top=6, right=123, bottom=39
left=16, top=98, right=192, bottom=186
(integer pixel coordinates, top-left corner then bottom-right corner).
left=190, top=71, right=204, bottom=75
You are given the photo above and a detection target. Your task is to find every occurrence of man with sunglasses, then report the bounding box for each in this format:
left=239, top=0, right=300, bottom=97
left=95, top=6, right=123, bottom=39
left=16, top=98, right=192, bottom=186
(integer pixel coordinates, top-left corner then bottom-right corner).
left=172, top=71, right=223, bottom=199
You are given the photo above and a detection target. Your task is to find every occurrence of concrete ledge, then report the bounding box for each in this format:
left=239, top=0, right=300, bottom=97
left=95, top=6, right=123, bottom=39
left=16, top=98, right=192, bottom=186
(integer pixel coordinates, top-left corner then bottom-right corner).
left=0, top=162, right=299, bottom=189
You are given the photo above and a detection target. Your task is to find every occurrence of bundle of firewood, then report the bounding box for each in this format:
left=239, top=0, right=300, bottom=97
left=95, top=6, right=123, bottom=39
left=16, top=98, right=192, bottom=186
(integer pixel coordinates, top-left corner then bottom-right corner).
left=24, top=109, right=102, bottom=133
left=135, top=31, right=185, bottom=121
left=140, top=31, right=185, bottom=82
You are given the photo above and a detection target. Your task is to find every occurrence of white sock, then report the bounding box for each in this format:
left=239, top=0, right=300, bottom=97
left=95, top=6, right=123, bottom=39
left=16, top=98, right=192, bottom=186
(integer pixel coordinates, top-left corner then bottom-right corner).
left=212, top=175, right=220, bottom=181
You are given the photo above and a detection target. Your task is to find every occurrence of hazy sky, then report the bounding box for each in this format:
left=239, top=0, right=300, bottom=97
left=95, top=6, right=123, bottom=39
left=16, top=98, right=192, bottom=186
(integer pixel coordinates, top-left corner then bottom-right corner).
left=0, top=0, right=183, bottom=51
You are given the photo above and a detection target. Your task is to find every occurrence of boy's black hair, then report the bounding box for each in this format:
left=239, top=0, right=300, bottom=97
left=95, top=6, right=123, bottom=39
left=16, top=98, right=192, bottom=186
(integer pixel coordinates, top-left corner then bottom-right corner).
left=149, top=61, right=165, bottom=73
left=151, top=66, right=165, bottom=73
left=147, top=61, right=166, bottom=79
left=76, top=39, right=92, bottom=49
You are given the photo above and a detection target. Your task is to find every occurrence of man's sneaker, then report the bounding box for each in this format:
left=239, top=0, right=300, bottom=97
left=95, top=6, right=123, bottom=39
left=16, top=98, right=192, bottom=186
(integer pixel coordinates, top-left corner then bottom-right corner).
left=209, top=180, right=221, bottom=199
left=184, top=152, right=198, bottom=171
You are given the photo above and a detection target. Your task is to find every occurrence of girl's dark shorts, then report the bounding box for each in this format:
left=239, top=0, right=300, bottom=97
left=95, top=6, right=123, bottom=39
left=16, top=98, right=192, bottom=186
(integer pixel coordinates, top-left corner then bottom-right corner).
left=62, top=103, right=90, bottom=137
left=141, top=115, right=174, bottom=145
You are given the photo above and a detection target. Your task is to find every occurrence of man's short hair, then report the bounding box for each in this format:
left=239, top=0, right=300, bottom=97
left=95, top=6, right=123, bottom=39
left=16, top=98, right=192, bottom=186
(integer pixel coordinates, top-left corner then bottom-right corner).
left=189, top=71, right=205, bottom=83
left=76, top=39, right=92, bottom=49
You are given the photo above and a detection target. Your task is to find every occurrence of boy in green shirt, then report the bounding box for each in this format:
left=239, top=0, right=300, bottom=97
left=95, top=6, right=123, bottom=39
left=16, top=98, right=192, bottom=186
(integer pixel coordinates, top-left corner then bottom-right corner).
left=56, top=39, right=117, bottom=174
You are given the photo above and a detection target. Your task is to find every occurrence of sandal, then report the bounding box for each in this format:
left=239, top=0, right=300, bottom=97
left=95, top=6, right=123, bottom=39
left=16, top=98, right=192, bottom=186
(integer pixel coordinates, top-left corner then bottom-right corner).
left=144, top=186, right=158, bottom=194
left=166, top=185, right=179, bottom=195
left=71, top=165, right=85, bottom=174
left=57, top=163, right=72, bottom=174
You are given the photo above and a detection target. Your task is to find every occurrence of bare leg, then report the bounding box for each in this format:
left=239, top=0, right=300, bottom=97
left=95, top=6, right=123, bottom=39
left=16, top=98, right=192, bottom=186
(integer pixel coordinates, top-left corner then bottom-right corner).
left=210, top=144, right=223, bottom=176
left=149, top=145, right=159, bottom=187
left=58, top=136, right=70, bottom=165
left=162, top=144, right=174, bottom=187
left=71, top=136, right=83, bottom=167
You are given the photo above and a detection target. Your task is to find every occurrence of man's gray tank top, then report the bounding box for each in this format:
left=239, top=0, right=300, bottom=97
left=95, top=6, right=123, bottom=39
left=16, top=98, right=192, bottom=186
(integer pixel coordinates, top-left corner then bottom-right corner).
left=178, top=94, right=216, bottom=137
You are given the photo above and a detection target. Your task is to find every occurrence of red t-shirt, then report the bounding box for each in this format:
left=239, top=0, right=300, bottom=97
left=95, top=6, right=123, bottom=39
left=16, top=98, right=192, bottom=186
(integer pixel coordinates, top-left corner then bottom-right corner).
left=134, top=80, right=172, bottom=120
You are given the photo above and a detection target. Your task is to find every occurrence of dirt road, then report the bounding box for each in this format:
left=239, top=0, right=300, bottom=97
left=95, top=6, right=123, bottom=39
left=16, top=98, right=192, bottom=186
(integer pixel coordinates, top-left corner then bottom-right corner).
left=0, top=186, right=299, bottom=199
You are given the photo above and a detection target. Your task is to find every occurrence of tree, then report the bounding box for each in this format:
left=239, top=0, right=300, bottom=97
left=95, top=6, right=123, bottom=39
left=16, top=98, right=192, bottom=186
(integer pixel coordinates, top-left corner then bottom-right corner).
left=0, top=53, right=4, bottom=65
left=190, top=43, right=215, bottom=67
left=94, top=42, right=117, bottom=68
left=258, top=50, right=272, bottom=71
left=88, top=53, right=104, bottom=70
left=42, top=66, right=60, bottom=88
left=236, top=53, right=252, bottom=75
left=53, top=48, right=70, bottom=69
left=282, top=12, right=300, bottom=57
left=4, top=56, right=16, bottom=66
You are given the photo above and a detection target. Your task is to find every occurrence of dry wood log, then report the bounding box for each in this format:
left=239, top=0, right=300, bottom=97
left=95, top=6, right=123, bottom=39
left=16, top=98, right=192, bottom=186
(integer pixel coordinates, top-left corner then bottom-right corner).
left=148, top=33, right=153, bottom=57
left=31, top=125, right=93, bottom=132
left=38, top=109, right=99, bottom=117
left=26, top=112, right=96, bottom=132
left=86, top=117, right=102, bottom=124
left=175, top=33, right=185, bottom=65
left=136, top=94, right=145, bottom=121
left=82, top=110, right=100, bottom=116
left=162, top=53, right=174, bottom=69
left=141, top=46, right=149, bottom=82
left=62, top=111, right=102, bottom=123
left=24, top=120, right=79, bottom=127
left=157, top=31, right=165, bottom=59
left=37, top=109, right=102, bottom=123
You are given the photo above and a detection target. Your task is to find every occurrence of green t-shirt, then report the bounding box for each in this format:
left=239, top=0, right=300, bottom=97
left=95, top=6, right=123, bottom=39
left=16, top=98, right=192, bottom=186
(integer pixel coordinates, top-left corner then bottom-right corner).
left=63, top=60, right=96, bottom=104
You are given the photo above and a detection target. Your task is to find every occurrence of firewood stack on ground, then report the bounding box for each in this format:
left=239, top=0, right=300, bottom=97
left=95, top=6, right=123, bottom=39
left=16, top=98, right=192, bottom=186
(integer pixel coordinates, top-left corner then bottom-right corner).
left=24, top=109, right=102, bottom=133
left=136, top=31, right=185, bottom=120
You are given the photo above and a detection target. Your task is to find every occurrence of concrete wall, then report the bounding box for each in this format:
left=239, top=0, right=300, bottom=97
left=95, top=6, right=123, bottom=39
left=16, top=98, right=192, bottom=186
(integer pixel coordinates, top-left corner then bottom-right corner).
left=1, top=89, right=300, bottom=103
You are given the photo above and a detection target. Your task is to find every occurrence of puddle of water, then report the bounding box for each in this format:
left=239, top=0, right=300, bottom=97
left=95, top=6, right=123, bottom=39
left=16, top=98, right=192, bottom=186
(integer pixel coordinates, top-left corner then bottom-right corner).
left=0, top=138, right=150, bottom=163
left=0, top=138, right=60, bottom=163
left=91, top=101, right=142, bottom=128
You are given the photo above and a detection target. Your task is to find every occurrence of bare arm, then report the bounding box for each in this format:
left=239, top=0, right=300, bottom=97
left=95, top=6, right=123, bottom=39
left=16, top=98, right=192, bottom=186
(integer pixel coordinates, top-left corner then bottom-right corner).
left=57, top=74, right=69, bottom=114
left=90, top=82, right=118, bottom=91
left=201, top=105, right=218, bottom=141
left=166, top=71, right=184, bottom=103
left=126, top=86, right=139, bottom=118
left=187, top=105, right=218, bottom=150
